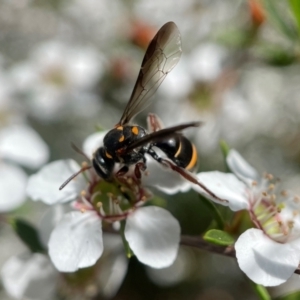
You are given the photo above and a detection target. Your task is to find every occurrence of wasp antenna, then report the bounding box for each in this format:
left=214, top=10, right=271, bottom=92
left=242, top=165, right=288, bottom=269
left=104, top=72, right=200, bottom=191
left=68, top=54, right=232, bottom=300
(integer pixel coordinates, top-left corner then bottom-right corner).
left=71, top=142, right=90, bottom=161
left=59, top=165, right=92, bottom=190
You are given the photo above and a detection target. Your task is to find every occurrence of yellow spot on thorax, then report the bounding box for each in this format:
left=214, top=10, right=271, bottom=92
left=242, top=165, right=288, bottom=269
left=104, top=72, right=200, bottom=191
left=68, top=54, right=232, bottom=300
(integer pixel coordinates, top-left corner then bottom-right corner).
left=105, top=151, right=113, bottom=159
left=116, top=126, right=123, bottom=130
left=132, top=126, right=139, bottom=135
left=119, top=135, right=125, bottom=142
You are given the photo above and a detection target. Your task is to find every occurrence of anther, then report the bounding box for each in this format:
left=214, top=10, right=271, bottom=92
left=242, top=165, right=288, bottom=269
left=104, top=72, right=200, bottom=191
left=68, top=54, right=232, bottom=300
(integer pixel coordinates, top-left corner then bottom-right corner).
left=82, top=161, right=89, bottom=168
left=268, top=184, right=275, bottom=190
left=281, top=190, right=288, bottom=197
left=252, top=181, right=257, bottom=186
left=288, top=220, right=294, bottom=229
left=80, top=190, right=86, bottom=197
left=80, top=208, right=86, bottom=213
left=96, top=202, right=102, bottom=208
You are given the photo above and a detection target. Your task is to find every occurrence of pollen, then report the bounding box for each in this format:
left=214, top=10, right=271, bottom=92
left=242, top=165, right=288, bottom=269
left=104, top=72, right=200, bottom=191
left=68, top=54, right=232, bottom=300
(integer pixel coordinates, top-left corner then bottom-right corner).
left=294, top=196, right=300, bottom=203
left=252, top=181, right=257, bottom=186
left=119, top=135, right=125, bottom=142
left=82, top=161, right=89, bottom=168
left=265, top=173, right=274, bottom=180
left=127, top=178, right=133, bottom=185
left=281, top=190, right=288, bottom=197
left=262, top=191, right=267, bottom=197
left=288, top=220, right=294, bottom=229
left=141, top=196, right=147, bottom=201
left=80, top=208, right=86, bottom=213
left=268, top=184, right=275, bottom=190
left=80, top=190, right=86, bottom=197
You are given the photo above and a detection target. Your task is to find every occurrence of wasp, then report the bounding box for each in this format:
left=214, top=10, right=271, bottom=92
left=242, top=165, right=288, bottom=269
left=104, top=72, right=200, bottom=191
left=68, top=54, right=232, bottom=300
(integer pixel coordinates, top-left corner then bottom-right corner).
left=60, top=22, right=225, bottom=202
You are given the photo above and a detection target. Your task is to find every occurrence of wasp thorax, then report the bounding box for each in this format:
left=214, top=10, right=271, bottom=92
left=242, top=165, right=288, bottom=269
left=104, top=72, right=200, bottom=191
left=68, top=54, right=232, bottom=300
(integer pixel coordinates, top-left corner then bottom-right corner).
left=103, top=126, right=146, bottom=154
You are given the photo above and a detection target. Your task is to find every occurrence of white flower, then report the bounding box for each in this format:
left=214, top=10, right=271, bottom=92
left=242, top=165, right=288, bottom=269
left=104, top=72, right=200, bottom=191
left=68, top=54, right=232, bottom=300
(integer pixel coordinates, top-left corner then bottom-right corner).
left=1, top=253, right=57, bottom=300
left=1, top=205, right=128, bottom=300
left=0, top=124, right=49, bottom=213
left=10, top=41, right=104, bottom=121
left=27, top=131, right=181, bottom=272
left=193, top=149, right=300, bottom=286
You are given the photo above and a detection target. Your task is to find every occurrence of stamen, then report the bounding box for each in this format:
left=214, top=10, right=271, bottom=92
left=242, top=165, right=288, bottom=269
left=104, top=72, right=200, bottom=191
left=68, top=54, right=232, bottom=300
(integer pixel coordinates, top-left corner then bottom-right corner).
left=91, top=191, right=101, bottom=203
left=257, top=210, right=277, bottom=223
left=281, top=190, right=288, bottom=197
left=252, top=181, right=257, bottom=186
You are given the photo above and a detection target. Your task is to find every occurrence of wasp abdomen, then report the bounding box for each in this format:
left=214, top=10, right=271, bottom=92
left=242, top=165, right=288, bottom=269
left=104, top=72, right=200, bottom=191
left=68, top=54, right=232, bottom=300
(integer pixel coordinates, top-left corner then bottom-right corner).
left=154, top=135, right=197, bottom=171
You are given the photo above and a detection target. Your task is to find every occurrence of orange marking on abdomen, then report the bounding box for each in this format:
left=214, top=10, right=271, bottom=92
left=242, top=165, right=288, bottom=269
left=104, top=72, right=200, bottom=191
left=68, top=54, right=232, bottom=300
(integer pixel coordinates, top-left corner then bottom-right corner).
left=174, top=141, right=182, bottom=158
left=185, top=144, right=197, bottom=170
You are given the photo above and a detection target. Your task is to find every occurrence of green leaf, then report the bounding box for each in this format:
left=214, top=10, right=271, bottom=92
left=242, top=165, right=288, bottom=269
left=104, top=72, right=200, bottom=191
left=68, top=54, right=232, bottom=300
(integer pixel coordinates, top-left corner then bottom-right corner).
left=262, top=0, right=298, bottom=40
left=120, top=220, right=133, bottom=258
left=203, top=229, right=234, bottom=246
left=289, top=0, right=300, bottom=36
left=252, top=283, right=271, bottom=300
left=200, top=195, right=225, bottom=230
left=10, top=218, right=45, bottom=253
left=146, top=196, right=167, bottom=208
left=258, top=45, right=296, bottom=66
left=276, top=291, right=300, bottom=300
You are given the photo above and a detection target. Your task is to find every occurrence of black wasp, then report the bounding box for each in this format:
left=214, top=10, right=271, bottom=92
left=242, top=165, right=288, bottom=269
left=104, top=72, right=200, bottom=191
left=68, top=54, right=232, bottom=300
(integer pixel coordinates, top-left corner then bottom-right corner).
left=60, top=22, right=224, bottom=201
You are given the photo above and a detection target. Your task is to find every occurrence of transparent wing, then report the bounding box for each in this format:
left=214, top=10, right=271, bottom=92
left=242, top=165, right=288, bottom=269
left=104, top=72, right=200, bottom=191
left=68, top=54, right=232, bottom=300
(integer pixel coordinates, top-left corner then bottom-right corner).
left=118, top=22, right=182, bottom=125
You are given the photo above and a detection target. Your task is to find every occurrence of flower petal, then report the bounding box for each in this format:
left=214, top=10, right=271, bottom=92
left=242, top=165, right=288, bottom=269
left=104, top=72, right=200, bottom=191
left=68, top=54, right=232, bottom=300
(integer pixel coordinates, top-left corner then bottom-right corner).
left=226, top=149, right=260, bottom=184
left=1, top=252, right=56, bottom=300
left=48, top=211, right=103, bottom=272
left=27, top=159, right=86, bottom=205
left=146, top=248, right=191, bottom=286
left=0, top=124, right=49, bottom=168
left=194, top=171, right=249, bottom=211
left=97, top=234, right=128, bottom=298
left=82, top=131, right=107, bottom=159
left=235, top=228, right=299, bottom=286
left=125, top=206, right=180, bottom=268
left=142, top=155, right=191, bottom=194
left=39, top=205, right=69, bottom=247
left=0, top=163, right=27, bottom=212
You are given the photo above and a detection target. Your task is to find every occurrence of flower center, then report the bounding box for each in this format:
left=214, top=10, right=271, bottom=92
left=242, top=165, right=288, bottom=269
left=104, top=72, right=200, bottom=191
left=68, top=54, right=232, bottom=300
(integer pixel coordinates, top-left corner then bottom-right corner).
left=249, top=173, right=299, bottom=243
left=74, top=167, right=152, bottom=222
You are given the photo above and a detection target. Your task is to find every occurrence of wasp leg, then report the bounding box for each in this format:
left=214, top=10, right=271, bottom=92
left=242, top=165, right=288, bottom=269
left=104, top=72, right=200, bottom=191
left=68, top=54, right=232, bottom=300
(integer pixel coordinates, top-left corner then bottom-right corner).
left=147, top=148, right=228, bottom=204
left=116, top=165, right=129, bottom=177
left=134, top=162, right=147, bottom=179
left=147, top=113, right=164, bottom=132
